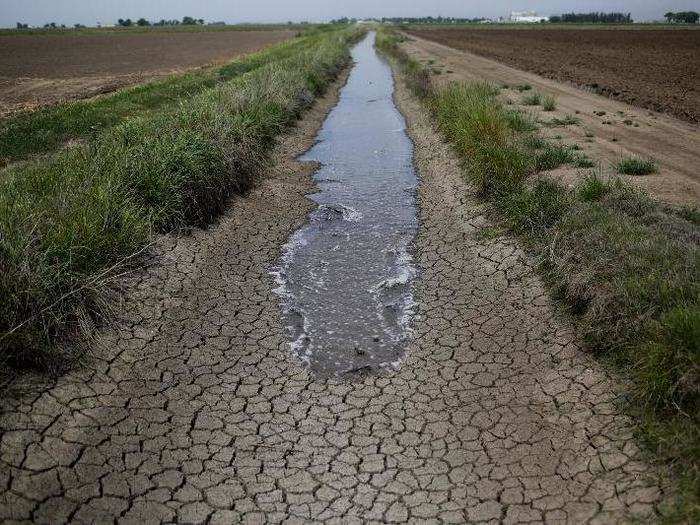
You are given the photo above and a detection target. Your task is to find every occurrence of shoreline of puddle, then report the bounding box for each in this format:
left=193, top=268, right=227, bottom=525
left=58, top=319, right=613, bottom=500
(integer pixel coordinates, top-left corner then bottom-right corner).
left=271, top=32, right=419, bottom=378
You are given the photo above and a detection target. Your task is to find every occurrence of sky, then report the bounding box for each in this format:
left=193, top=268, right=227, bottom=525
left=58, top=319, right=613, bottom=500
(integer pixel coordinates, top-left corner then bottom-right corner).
left=1, top=0, right=698, bottom=27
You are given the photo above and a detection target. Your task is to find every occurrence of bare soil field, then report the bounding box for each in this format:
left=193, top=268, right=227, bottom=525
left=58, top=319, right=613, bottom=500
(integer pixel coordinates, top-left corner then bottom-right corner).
left=0, top=29, right=294, bottom=114
left=401, top=33, right=700, bottom=206
left=406, top=27, right=700, bottom=123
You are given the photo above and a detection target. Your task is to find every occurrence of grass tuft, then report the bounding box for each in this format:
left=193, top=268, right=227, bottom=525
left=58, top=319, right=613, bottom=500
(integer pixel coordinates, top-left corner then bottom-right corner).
left=543, top=115, right=581, bottom=127
left=615, top=156, right=658, bottom=176
left=542, top=95, right=557, bottom=111
left=522, top=92, right=542, bottom=106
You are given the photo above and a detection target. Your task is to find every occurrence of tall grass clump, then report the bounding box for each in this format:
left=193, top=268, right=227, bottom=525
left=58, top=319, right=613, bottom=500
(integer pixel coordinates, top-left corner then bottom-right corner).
left=0, top=28, right=362, bottom=366
left=615, top=156, right=658, bottom=175
left=430, top=83, right=531, bottom=195
left=542, top=94, right=557, bottom=111
left=377, top=28, right=699, bottom=519
left=522, top=91, right=542, bottom=106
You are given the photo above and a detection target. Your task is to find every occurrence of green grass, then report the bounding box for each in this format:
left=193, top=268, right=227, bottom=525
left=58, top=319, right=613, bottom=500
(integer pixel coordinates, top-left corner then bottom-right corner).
left=521, top=92, right=542, bottom=106
left=542, top=94, right=557, bottom=111
left=543, top=114, right=581, bottom=127
left=515, top=84, right=532, bottom=92
left=0, top=27, right=362, bottom=367
left=0, top=34, right=322, bottom=165
left=378, top=28, right=699, bottom=520
left=615, top=156, right=658, bottom=175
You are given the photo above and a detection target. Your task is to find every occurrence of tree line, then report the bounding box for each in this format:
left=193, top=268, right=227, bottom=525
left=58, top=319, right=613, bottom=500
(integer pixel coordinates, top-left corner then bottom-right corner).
left=549, top=12, right=632, bottom=24
left=117, top=16, right=205, bottom=27
left=664, top=11, right=699, bottom=23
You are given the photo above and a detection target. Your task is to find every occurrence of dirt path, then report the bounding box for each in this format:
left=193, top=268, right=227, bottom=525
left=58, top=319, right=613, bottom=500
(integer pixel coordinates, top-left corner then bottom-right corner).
left=0, top=56, right=667, bottom=522
left=401, top=34, right=700, bottom=206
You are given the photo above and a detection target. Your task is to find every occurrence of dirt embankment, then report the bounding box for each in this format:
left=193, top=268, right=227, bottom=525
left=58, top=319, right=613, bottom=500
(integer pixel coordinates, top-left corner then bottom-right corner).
left=406, top=27, right=700, bottom=123
left=0, top=30, right=294, bottom=114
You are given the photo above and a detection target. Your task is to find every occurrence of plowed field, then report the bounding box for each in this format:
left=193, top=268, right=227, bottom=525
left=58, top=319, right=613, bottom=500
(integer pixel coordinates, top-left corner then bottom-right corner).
left=406, top=27, right=700, bottom=122
left=0, top=29, right=294, bottom=114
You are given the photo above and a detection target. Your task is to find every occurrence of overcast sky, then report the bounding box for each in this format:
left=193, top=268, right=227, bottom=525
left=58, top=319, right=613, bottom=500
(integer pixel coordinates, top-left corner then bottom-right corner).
left=1, top=0, right=698, bottom=27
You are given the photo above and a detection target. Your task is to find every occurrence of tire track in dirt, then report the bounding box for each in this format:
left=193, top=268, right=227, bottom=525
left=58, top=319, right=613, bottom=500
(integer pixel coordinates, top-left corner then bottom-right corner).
left=0, top=55, right=667, bottom=523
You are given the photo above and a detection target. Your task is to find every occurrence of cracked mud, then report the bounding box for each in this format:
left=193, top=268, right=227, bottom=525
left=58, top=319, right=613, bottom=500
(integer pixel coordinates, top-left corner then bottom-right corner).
left=0, top=37, right=667, bottom=524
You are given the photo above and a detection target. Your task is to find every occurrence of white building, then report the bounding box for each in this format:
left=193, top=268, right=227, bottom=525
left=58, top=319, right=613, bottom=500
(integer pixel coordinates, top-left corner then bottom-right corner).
left=510, top=11, right=549, bottom=23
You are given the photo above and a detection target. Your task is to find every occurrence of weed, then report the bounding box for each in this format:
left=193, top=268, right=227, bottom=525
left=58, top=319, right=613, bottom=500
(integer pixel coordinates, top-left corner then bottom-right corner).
left=505, top=110, right=538, bottom=132
left=522, top=134, right=547, bottom=150
left=574, top=155, right=596, bottom=168
left=535, top=143, right=576, bottom=171
left=543, top=115, right=581, bottom=127
left=615, top=156, right=657, bottom=175
left=577, top=173, right=610, bottom=201
left=476, top=226, right=502, bottom=240
left=522, top=92, right=542, bottom=106
left=516, top=84, right=532, bottom=92
left=542, top=95, right=557, bottom=111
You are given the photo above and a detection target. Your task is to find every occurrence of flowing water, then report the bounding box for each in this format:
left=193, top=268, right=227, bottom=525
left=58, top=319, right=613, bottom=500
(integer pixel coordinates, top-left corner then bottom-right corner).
left=272, top=32, right=418, bottom=377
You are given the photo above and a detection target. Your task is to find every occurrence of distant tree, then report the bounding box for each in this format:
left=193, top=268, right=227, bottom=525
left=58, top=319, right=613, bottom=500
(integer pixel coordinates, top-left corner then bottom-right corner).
left=44, top=22, right=57, bottom=28
left=117, top=18, right=132, bottom=27
left=550, top=12, right=632, bottom=24
left=16, top=22, right=29, bottom=29
left=181, top=16, right=197, bottom=25
left=136, top=18, right=150, bottom=26
left=677, top=11, right=699, bottom=23
left=664, top=11, right=698, bottom=23
left=197, top=19, right=204, bottom=25
left=378, top=16, right=489, bottom=25
left=74, top=23, right=85, bottom=28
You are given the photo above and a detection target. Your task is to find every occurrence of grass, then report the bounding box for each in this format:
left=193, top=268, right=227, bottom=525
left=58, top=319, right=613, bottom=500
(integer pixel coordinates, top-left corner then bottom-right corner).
left=521, top=92, right=542, bottom=106
left=516, top=84, right=532, bottom=92
left=615, top=156, right=658, bottom=175
left=543, top=115, right=581, bottom=127
left=0, top=27, right=362, bottom=367
left=0, top=34, right=325, bottom=165
left=542, top=94, right=557, bottom=111
left=377, top=29, right=699, bottom=520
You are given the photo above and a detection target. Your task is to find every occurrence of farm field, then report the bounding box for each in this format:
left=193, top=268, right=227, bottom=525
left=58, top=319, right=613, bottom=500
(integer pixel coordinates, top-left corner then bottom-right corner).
left=400, top=29, right=700, bottom=205
left=0, top=28, right=295, bottom=115
left=405, top=26, right=700, bottom=123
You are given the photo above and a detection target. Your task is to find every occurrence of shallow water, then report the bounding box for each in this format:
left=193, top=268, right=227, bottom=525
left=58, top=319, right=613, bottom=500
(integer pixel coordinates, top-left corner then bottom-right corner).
left=272, top=32, right=418, bottom=377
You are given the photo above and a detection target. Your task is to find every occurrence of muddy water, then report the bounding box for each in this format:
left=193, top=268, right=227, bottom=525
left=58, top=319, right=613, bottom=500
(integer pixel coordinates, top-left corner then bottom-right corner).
left=272, top=32, right=418, bottom=377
